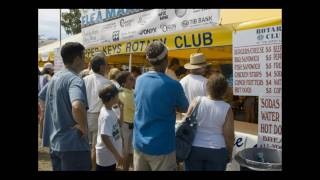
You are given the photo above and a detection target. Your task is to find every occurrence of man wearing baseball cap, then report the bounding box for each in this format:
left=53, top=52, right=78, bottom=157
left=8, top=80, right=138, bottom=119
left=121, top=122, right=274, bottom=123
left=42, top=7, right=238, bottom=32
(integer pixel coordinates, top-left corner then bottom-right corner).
left=180, top=53, right=210, bottom=103
left=133, top=41, right=189, bottom=171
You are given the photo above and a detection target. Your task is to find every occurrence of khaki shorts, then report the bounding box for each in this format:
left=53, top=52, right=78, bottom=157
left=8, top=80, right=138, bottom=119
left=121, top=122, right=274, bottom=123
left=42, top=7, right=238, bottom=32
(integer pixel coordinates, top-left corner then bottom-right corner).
left=121, top=122, right=133, bottom=156
left=87, top=112, right=99, bottom=148
left=133, top=149, right=177, bottom=171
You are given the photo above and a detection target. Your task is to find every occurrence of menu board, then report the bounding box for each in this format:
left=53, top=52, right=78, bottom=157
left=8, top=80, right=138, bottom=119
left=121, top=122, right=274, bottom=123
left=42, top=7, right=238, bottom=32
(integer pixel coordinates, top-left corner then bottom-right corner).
left=233, top=25, right=282, bottom=96
left=257, top=96, right=282, bottom=149
left=233, top=25, right=282, bottom=149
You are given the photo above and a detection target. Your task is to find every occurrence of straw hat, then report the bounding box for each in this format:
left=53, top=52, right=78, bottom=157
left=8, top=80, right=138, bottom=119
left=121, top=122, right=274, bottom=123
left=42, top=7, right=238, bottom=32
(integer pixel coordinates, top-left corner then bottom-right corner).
left=184, top=53, right=210, bottom=70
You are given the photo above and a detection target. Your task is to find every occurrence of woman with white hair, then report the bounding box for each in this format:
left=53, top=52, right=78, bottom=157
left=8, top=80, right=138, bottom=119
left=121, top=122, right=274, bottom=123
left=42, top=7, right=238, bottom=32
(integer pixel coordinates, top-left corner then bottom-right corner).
left=39, top=62, right=54, bottom=91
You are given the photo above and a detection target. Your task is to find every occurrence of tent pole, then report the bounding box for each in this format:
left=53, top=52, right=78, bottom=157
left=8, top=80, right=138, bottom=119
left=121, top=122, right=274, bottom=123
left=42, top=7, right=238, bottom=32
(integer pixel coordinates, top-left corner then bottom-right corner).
left=129, top=53, right=132, bottom=72
left=59, top=9, right=62, bottom=48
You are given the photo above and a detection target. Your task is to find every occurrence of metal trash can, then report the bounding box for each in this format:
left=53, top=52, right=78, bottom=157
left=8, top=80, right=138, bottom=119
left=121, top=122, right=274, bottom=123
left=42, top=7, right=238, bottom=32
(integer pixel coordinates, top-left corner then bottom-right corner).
left=234, top=147, right=282, bottom=171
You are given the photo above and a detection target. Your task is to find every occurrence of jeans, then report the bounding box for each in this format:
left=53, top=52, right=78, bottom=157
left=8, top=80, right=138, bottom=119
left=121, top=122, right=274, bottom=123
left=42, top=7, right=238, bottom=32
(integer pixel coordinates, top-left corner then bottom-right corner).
left=50, top=150, right=91, bottom=171
left=184, top=146, right=228, bottom=171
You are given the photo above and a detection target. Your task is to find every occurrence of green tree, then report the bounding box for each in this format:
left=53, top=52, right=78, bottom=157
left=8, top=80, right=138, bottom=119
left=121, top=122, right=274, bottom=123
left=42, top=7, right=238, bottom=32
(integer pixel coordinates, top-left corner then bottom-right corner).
left=61, top=9, right=81, bottom=35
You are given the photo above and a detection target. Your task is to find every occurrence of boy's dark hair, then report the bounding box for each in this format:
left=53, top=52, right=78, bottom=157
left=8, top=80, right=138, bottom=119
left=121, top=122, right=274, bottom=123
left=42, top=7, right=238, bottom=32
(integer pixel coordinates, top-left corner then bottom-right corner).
left=207, top=74, right=228, bottom=99
left=115, top=71, right=131, bottom=87
left=60, top=42, right=85, bottom=65
left=145, top=41, right=167, bottom=66
left=99, top=84, right=119, bottom=103
left=91, top=54, right=106, bottom=73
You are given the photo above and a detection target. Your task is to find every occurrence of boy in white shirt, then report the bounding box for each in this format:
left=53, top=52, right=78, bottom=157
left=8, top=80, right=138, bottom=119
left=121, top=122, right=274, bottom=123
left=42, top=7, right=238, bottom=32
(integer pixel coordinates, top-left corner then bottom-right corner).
left=96, top=84, right=124, bottom=171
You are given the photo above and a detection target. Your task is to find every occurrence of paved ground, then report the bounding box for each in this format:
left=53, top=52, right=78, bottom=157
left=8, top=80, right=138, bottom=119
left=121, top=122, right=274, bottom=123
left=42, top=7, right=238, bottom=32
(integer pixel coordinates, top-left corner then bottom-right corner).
left=38, top=124, right=133, bottom=171
left=38, top=133, right=52, bottom=171
left=38, top=122, right=187, bottom=171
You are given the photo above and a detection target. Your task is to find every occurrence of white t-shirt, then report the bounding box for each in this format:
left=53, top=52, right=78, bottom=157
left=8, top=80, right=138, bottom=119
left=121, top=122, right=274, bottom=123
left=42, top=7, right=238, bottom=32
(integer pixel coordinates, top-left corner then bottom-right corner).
left=84, top=73, right=112, bottom=113
left=192, top=96, right=231, bottom=149
left=112, top=106, right=121, bottom=120
left=180, top=74, right=208, bottom=103
left=96, top=107, right=123, bottom=167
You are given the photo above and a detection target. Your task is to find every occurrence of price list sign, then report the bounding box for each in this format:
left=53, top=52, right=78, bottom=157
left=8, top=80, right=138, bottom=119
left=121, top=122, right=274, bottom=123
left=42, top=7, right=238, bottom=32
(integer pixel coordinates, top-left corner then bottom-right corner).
left=257, top=96, right=282, bottom=149
left=233, top=25, right=282, bottom=149
left=233, top=25, right=282, bottom=96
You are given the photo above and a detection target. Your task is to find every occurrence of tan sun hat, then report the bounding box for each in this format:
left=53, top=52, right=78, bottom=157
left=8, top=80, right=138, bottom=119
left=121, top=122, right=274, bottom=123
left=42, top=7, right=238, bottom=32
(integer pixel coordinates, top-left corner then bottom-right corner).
left=184, top=53, right=210, bottom=70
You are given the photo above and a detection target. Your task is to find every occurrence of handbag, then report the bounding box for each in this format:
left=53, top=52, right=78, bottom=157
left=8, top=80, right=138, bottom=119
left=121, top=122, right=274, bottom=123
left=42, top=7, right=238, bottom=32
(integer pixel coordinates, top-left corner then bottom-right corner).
left=175, top=97, right=201, bottom=162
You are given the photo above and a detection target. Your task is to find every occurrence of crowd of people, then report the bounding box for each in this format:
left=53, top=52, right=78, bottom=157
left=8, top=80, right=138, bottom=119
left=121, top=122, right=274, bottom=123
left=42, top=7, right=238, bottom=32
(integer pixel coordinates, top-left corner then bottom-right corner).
left=38, top=41, right=235, bottom=171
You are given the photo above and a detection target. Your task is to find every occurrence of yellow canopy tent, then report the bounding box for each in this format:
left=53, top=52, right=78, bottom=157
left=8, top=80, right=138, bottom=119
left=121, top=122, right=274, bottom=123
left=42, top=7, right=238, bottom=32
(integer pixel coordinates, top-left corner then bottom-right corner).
left=38, top=9, right=281, bottom=67
left=92, top=9, right=281, bottom=66
left=104, top=16, right=281, bottom=67
left=38, top=51, right=55, bottom=67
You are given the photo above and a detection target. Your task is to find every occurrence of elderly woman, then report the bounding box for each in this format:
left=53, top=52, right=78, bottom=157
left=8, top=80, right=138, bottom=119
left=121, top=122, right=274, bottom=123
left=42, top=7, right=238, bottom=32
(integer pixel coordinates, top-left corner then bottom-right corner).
left=108, top=68, right=121, bottom=89
left=39, top=62, right=54, bottom=91
left=185, top=73, right=235, bottom=171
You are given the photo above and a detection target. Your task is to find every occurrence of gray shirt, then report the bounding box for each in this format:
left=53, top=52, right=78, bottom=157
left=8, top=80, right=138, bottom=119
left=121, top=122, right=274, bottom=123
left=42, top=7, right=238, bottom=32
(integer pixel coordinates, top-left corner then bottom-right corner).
left=39, top=74, right=50, bottom=91
left=39, top=68, right=90, bottom=152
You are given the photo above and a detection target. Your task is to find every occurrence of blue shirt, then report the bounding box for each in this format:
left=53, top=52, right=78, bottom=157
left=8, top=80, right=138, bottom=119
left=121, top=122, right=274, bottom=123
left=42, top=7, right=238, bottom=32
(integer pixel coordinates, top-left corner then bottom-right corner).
left=133, top=71, right=189, bottom=155
left=38, top=69, right=90, bottom=152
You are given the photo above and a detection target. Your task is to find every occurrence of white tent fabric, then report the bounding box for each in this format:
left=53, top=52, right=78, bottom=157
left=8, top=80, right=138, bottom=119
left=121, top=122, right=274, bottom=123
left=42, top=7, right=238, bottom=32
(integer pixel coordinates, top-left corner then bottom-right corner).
left=38, top=33, right=83, bottom=54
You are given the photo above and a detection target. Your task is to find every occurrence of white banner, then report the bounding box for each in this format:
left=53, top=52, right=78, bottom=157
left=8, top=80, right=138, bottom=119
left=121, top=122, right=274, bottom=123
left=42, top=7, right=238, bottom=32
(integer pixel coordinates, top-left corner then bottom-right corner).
left=227, top=131, right=258, bottom=171
left=232, top=25, right=282, bottom=96
left=257, top=96, right=282, bottom=149
left=80, top=9, right=145, bottom=28
left=81, top=9, right=220, bottom=48
left=53, top=48, right=64, bottom=73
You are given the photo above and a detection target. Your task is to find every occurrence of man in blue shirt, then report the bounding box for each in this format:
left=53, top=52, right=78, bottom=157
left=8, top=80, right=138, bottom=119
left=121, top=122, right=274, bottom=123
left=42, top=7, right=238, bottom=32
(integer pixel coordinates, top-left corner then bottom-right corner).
left=133, top=41, right=189, bottom=171
left=38, top=42, right=91, bottom=171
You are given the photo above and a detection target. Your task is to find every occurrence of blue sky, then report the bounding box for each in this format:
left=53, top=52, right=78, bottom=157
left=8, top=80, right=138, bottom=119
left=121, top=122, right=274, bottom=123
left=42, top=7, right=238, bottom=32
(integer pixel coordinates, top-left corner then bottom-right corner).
left=38, top=9, right=71, bottom=40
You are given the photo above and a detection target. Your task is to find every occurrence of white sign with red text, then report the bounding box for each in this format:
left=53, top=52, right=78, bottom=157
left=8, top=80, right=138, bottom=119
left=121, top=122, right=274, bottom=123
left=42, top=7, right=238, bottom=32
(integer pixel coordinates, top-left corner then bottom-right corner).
left=232, top=25, right=282, bottom=150
left=233, top=25, right=282, bottom=96
left=257, top=96, right=282, bottom=149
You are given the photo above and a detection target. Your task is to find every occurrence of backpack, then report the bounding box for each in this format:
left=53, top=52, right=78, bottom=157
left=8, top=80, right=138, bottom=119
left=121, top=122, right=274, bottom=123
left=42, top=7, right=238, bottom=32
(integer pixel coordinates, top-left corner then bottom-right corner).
left=175, top=97, right=201, bottom=162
